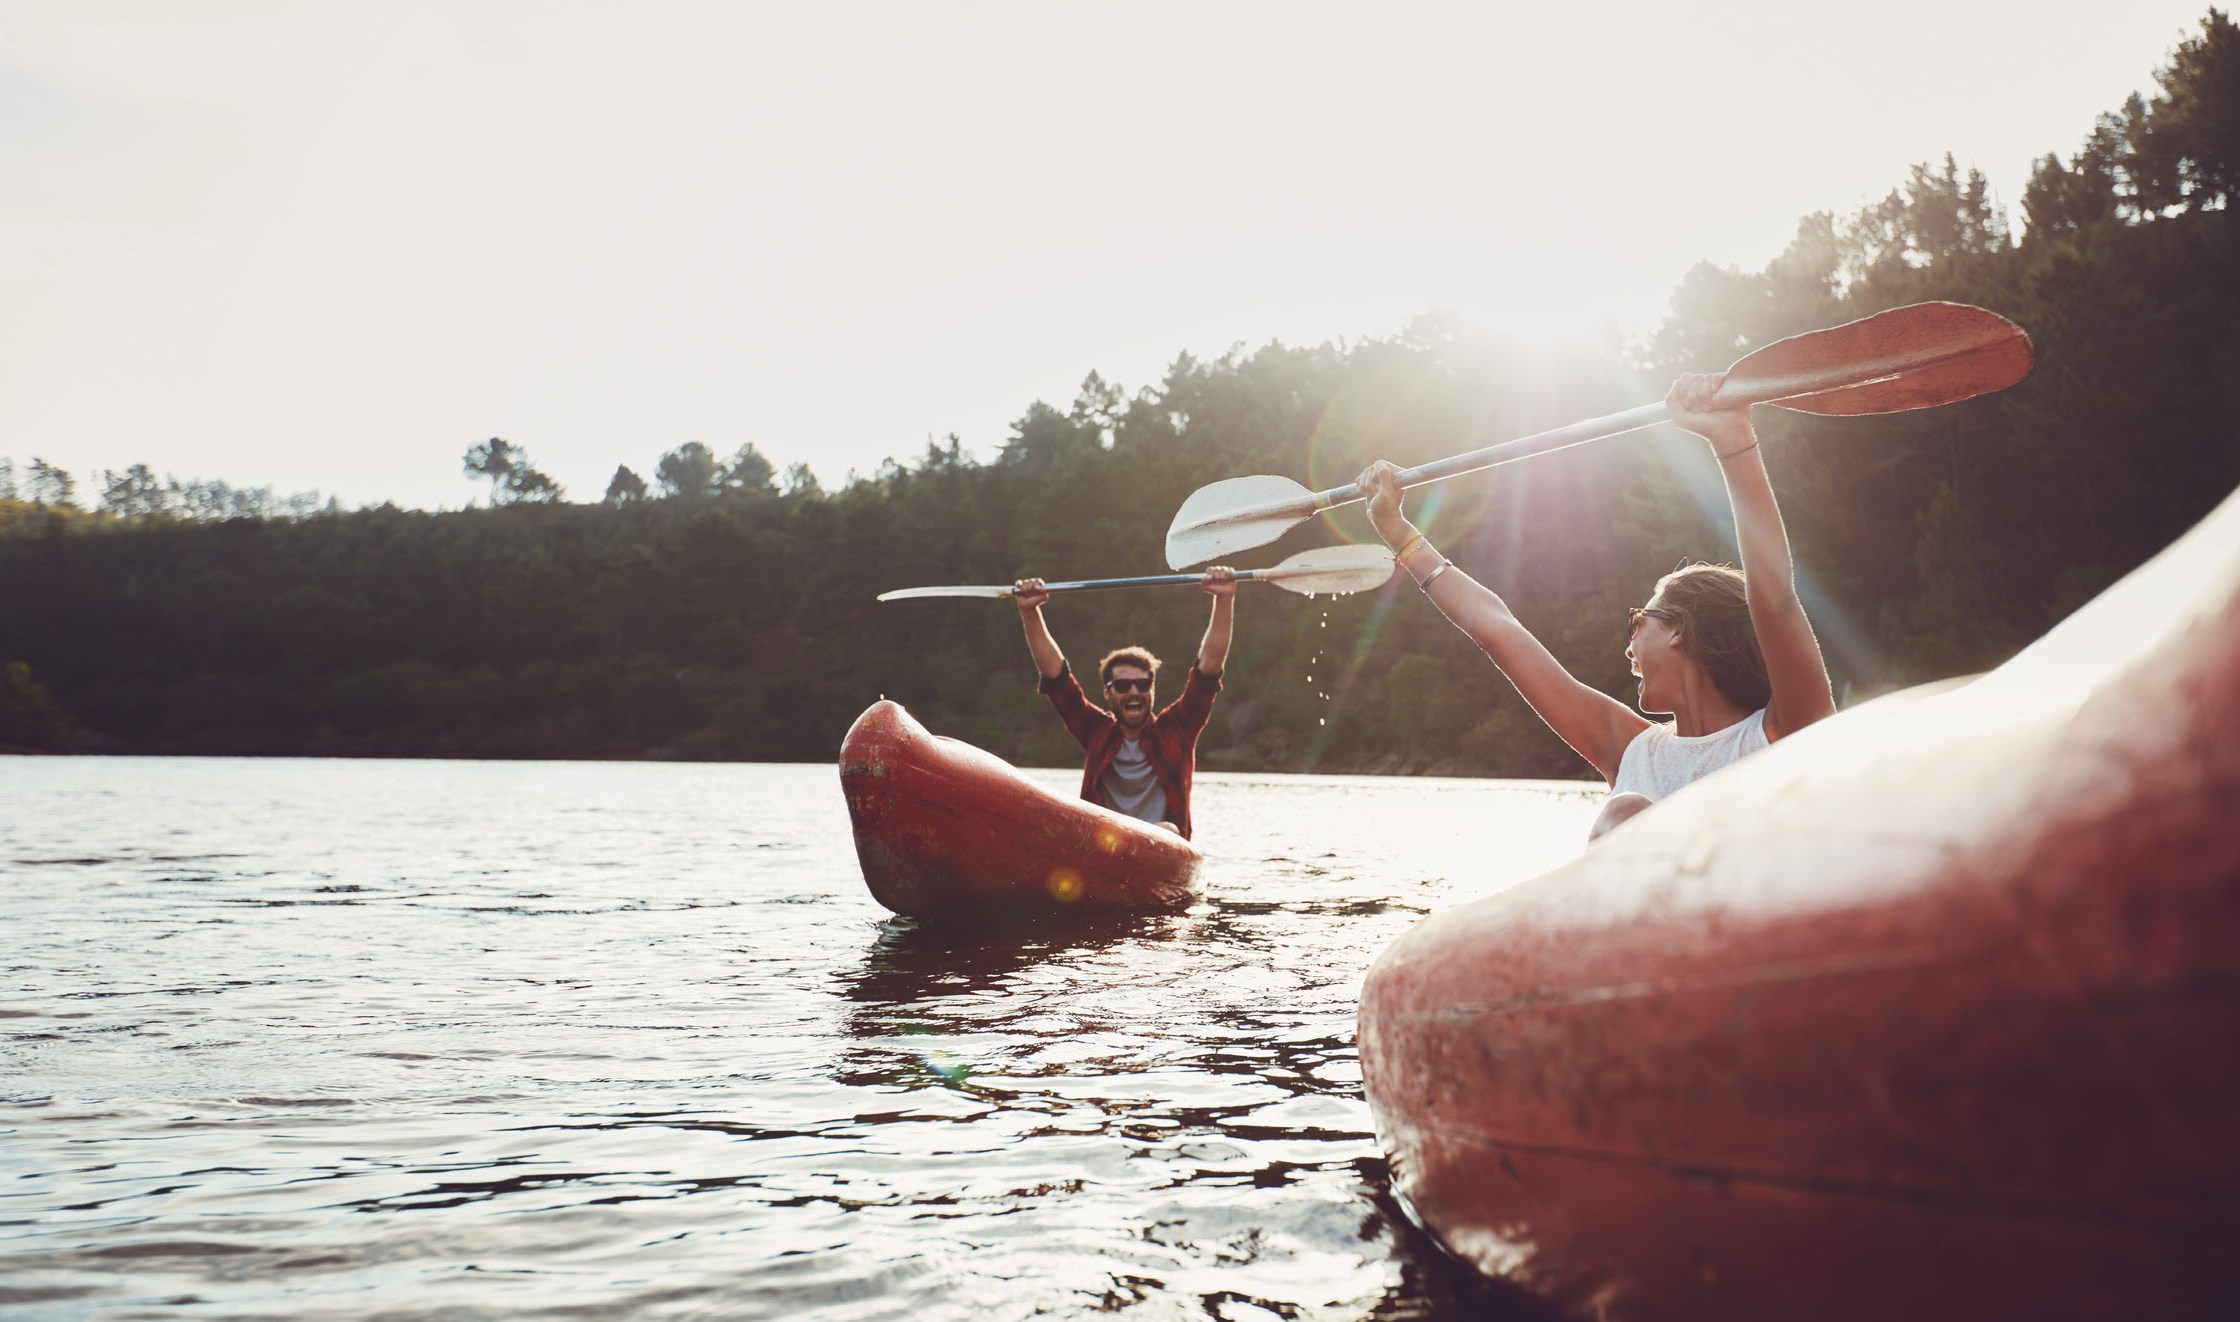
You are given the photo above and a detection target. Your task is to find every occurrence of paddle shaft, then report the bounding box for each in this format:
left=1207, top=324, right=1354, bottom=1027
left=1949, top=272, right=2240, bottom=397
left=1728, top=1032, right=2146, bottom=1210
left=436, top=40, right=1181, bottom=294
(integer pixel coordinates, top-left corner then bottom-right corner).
left=1296, top=401, right=1670, bottom=514
left=1256, top=320, right=2011, bottom=522
left=1164, top=300, right=2033, bottom=570
left=882, top=545, right=1394, bottom=600
left=1021, top=570, right=1273, bottom=596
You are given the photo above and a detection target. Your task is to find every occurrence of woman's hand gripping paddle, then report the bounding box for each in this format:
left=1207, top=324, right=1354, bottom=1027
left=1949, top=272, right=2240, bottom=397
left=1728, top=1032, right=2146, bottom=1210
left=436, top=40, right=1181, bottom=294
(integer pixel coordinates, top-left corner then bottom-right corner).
left=1163, top=300, right=2034, bottom=569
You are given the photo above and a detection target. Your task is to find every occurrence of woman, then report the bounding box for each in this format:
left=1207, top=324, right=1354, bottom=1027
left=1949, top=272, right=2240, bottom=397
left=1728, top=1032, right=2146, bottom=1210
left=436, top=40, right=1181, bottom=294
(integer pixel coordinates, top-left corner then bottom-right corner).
left=1356, top=372, right=1837, bottom=840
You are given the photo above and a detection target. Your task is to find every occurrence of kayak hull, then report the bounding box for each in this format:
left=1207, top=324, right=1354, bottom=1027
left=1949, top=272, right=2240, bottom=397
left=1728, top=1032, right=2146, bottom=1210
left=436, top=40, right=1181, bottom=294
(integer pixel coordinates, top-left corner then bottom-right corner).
left=838, top=700, right=1203, bottom=917
left=1359, top=488, right=2240, bottom=1320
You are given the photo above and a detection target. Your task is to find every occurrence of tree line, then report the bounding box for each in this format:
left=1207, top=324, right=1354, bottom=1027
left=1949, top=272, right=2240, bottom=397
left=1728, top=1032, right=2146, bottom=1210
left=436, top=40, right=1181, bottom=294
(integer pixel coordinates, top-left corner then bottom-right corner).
left=3, top=10, right=2235, bottom=774
left=0, top=459, right=329, bottom=526
left=456, top=434, right=810, bottom=509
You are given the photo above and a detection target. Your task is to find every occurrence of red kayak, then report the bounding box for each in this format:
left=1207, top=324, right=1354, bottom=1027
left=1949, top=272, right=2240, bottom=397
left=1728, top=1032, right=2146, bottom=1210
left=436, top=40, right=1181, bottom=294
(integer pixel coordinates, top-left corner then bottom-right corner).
left=1359, top=487, right=2240, bottom=1321
left=838, top=700, right=1203, bottom=917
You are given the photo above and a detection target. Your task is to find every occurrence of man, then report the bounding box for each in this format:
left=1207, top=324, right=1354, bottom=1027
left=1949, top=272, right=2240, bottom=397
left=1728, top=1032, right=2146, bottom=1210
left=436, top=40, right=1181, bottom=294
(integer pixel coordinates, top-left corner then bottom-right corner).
left=1012, top=566, right=1236, bottom=839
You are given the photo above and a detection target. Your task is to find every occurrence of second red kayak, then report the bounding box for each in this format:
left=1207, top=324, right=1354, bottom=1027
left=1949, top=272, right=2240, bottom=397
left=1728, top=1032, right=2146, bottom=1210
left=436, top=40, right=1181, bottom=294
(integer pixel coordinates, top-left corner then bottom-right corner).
left=838, top=700, right=1203, bottom=918
left=1358, top=486, right=2240, bottom=1320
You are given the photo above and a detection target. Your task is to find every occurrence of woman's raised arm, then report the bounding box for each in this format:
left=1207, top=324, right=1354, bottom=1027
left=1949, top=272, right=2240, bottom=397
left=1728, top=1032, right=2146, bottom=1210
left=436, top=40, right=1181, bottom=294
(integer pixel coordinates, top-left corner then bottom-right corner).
left=1666, top=374, right=1836, bottom=741
left=1358, top=461, right=1649, bottom=781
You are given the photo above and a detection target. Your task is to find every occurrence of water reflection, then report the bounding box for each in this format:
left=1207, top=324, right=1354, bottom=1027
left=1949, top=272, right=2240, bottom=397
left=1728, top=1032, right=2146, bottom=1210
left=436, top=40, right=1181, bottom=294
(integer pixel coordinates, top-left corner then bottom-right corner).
left=1361, top=1181, right=1562, bottom=1321
left=838, top=910, right=1193, bottom=1102
left=842, top=909, right=1194, bottom=1007
left=833, top=900, right=1544, bottom=1319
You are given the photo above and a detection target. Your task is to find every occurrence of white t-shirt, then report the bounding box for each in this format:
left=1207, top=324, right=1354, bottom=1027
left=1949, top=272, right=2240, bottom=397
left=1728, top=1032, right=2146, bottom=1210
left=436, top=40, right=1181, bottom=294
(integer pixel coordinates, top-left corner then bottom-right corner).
left=1612, top=709, right=1768, bottom=801
left=1100, top=735, right=1169, bottom=824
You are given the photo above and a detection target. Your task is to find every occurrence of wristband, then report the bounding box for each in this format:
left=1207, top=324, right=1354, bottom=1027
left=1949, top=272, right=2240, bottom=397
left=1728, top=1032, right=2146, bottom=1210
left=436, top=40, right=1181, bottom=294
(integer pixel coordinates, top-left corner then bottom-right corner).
left=1715, top=441, right=1760, bottom=461
left=1417, top=560, right=1451, bottom=589
left=1396, top=532, right=1430, bottom=560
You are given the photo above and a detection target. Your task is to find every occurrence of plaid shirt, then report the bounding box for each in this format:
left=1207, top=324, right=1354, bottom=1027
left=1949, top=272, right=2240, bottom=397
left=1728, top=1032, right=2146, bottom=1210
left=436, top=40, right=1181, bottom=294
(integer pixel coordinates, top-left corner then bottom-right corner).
left=1038, top=662, right=1222, bottom=841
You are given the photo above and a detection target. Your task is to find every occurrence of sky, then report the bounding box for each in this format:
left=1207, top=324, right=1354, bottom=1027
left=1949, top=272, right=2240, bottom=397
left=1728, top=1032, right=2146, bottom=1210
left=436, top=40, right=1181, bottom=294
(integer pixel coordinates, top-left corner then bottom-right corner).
left=0, top=0, right=2220, bottom=511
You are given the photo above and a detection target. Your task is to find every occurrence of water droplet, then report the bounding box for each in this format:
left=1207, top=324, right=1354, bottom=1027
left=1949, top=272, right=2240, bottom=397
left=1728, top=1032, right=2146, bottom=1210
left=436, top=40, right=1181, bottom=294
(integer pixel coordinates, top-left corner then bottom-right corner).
left=1318, top=717, right=1327, bottom=726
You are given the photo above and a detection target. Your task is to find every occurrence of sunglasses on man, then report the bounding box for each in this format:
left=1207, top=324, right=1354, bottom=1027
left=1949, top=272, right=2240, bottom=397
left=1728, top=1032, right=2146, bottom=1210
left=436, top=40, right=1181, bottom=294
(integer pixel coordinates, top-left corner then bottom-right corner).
left=1104, top=676, right=1154, bottom=694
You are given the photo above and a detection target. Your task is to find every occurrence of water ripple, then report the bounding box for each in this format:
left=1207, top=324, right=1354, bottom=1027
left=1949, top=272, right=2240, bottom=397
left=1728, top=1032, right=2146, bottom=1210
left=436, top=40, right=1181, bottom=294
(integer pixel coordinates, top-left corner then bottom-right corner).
left=2, top=756, right=1597, bottom=1318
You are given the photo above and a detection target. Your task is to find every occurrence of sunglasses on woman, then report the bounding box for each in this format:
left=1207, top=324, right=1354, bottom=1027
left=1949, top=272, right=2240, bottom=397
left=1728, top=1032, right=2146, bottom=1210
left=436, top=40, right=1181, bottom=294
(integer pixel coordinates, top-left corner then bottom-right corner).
left=1105, top=677, right=1153, bottom=694
left=1627, top=606, right=1680, bottom=637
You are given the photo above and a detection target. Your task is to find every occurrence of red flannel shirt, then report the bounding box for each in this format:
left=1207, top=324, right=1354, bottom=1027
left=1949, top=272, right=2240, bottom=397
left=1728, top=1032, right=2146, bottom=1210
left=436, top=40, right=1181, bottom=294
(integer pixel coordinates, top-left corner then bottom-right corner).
left=1038, top=662, right=1222, bottom=840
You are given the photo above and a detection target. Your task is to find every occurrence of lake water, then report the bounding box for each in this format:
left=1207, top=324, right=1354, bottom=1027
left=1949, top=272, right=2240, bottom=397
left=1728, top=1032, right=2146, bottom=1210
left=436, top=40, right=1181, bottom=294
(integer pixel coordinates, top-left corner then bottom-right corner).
left=2, top=754, right=1600, bottom=1320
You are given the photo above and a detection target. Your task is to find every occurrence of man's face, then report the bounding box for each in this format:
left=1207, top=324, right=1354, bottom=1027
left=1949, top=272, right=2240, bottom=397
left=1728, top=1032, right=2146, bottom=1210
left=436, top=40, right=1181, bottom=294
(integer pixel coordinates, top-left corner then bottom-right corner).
left=1104, top=664, right=1155, bottom=730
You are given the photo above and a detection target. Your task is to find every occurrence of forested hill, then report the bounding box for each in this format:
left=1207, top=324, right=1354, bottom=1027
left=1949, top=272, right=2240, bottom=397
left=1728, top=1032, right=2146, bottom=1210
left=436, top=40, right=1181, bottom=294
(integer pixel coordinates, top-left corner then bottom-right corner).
left=3, top=11, right=2236, bottom=774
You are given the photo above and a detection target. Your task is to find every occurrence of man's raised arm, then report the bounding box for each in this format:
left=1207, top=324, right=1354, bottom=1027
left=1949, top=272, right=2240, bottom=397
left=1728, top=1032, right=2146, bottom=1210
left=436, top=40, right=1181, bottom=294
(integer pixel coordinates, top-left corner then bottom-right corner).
left=1014, top=578, right=1067, bottom=680
left=1195, top=566, right=1237, bottom=677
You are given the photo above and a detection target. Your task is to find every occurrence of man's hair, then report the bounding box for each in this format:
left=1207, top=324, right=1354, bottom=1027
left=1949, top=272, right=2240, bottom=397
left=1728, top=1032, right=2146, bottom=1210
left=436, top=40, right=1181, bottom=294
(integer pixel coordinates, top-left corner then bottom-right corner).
left=1652, top=563, right=1770, bottom=711
left=1098, top=646, right=1162, bottom=686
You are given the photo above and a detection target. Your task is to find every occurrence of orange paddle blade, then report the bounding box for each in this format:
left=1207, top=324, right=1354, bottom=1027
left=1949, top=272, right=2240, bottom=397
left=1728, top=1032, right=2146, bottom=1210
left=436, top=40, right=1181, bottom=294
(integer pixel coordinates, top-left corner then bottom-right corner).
left=1721, top=301, right=2034, bottom=416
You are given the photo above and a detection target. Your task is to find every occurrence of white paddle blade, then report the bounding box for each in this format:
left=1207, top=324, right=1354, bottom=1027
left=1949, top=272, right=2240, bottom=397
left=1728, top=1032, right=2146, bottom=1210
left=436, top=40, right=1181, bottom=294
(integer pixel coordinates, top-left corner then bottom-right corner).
left=1164, top=474, right=1321, bottom=569
left=875, top=584, right=1015, bottom=602
left=1256, top=544, right=1399, bottom=596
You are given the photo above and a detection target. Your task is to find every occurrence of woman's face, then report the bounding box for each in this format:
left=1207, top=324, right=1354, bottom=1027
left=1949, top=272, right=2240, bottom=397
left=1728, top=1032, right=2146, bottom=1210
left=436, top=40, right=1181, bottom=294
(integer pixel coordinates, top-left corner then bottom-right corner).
left=1626, top=594, right=1687, bottom=715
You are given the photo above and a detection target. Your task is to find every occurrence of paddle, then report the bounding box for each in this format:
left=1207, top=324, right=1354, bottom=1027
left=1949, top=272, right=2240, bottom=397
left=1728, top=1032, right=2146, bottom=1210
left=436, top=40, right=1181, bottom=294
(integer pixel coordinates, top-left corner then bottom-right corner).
left=1163, top=300, right=2034, bottom=568
left=877, top=544, right=1397, bottom=602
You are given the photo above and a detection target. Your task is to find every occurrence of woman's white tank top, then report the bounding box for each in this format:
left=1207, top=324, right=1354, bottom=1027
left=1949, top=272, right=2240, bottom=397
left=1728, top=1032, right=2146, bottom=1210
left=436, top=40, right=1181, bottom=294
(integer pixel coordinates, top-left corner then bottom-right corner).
left=1612, top=708, right=1768, bottom=801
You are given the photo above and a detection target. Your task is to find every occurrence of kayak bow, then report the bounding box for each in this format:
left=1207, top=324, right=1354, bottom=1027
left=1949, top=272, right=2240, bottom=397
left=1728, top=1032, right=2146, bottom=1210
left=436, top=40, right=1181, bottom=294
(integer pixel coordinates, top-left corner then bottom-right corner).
left=839, top=700, right=1203, bottom=917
